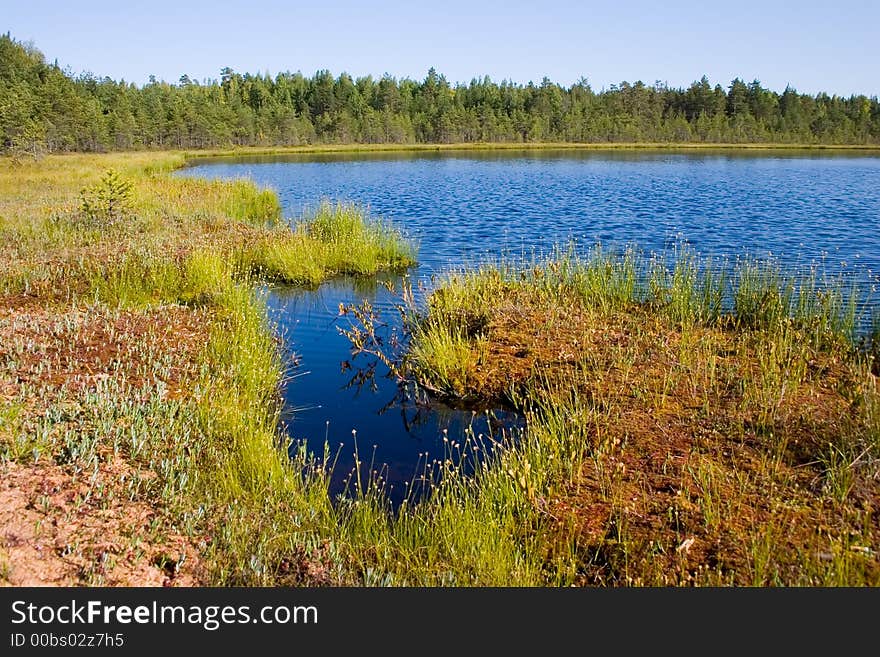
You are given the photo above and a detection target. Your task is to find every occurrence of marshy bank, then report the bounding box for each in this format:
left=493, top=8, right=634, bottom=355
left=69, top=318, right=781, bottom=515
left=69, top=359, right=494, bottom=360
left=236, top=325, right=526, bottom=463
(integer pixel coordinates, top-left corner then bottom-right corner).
left=0, top=152, right=416, bottom=584
left=376, top=248, right=879, bottom=584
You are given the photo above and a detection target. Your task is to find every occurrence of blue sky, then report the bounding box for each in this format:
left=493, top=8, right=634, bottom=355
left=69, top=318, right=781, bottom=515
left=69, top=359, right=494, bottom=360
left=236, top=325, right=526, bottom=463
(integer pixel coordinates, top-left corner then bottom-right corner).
left=5, top=0, right=879, bottom=95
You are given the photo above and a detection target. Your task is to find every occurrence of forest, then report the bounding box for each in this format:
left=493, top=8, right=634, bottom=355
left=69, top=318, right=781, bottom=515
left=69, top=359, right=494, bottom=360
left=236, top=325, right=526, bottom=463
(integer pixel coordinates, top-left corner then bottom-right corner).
left=2, top=33, right=879, bottom=153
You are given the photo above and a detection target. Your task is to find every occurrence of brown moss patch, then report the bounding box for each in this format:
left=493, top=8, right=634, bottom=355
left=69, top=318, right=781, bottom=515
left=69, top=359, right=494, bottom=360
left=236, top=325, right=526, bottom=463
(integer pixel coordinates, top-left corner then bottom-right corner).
left=0, top=299, right=209, bottom=403
left=418, top=286, right=880, bottom=585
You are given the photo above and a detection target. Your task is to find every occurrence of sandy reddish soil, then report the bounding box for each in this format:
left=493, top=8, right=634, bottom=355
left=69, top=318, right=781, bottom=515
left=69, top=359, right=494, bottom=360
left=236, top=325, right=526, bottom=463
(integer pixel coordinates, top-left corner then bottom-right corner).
left=0, top=460, right=202, bottom=586
left=0, top=295, right=209, bottom=586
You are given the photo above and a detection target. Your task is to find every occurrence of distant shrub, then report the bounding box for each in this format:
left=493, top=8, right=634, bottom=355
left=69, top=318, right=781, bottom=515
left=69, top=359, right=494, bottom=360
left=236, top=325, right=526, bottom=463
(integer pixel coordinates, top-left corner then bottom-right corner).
left=7, top=122, right=46, bottom=164
left=79, top=168, right=133, bottom=225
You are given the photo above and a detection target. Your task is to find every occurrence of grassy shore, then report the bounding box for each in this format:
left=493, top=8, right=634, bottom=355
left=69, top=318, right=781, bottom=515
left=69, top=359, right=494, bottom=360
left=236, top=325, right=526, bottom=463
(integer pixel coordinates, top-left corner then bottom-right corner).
left=183, top=142, right=880, bottom=162
left=0, top=151, right=415, bottom=584
left=386, top=248, right=879, bottom=584
left=1, top=149, right=878, bottom=586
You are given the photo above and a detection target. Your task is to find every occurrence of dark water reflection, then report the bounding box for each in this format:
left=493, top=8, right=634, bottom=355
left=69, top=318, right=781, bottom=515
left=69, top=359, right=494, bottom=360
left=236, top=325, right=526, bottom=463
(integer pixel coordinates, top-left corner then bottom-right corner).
left=264, top=273, right=523, bottom=502
left=181, top=150, right=880, bottom=501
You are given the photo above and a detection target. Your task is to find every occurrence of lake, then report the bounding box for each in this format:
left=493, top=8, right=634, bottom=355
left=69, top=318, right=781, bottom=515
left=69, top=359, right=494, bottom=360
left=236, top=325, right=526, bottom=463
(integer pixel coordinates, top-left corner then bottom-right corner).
left=180, top=149, right=880, bottom=501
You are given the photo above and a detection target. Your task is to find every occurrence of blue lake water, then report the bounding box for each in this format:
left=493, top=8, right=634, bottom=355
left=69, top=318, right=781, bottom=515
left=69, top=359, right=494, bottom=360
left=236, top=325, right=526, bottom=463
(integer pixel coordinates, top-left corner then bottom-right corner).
left=180, top=149, right=880, bottom=500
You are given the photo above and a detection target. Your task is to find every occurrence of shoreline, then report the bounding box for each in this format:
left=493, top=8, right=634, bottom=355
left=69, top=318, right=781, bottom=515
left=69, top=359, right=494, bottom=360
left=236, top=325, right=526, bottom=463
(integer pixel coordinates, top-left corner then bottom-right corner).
left=180, top=141, right=880, bottom=161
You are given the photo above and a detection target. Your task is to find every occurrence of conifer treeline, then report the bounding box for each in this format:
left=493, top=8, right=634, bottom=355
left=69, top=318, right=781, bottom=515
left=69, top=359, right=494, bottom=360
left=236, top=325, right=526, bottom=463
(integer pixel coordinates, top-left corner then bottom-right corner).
left=2, top=34, right=878, bottom=153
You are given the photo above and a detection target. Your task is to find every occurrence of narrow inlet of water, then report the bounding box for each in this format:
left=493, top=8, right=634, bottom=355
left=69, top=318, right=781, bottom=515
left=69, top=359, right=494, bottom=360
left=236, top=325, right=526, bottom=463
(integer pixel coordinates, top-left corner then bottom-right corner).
left=265, top=271, right=524, bottom=504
